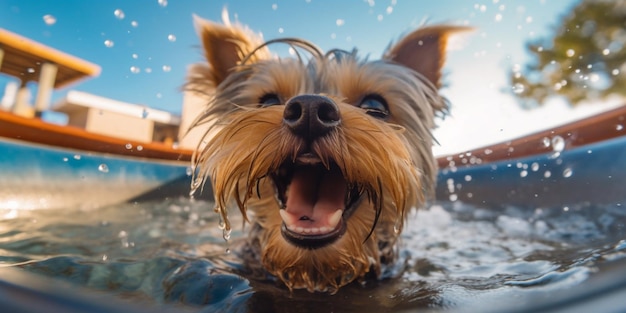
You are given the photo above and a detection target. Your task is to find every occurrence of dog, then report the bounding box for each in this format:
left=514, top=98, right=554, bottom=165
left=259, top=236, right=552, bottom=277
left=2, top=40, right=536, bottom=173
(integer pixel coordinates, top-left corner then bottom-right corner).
left=187, top=14, right=466, bottom=293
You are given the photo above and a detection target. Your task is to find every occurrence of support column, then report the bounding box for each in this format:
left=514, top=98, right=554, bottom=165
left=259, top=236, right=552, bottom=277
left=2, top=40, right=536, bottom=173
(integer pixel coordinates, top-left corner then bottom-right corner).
left=13, top=79, right=34, bottom=118
left=34, top=62, right=58, bottom=117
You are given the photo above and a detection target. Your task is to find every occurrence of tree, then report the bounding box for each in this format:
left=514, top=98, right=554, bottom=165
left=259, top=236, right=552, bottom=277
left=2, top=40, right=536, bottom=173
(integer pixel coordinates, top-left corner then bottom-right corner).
left=511, top=0, right=626, bottom=108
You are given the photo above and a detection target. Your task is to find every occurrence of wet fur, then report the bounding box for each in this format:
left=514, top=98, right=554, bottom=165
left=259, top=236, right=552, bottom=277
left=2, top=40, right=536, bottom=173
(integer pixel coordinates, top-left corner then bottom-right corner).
left=187, top=16, right=466, bottom=293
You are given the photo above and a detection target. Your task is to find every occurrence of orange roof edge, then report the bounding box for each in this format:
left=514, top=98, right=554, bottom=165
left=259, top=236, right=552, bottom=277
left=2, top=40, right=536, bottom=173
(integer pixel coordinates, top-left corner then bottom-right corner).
left=0, top=28, right=101, bottom=78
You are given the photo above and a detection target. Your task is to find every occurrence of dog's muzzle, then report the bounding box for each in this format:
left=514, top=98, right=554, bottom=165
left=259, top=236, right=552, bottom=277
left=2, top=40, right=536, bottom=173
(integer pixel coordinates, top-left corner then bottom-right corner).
left=270, top=95, right=363, bottom=249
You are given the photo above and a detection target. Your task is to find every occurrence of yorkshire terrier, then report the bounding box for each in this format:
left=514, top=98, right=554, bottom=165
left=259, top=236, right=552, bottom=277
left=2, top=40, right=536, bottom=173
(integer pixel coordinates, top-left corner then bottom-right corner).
left=187, top=15, right=465, bottom=293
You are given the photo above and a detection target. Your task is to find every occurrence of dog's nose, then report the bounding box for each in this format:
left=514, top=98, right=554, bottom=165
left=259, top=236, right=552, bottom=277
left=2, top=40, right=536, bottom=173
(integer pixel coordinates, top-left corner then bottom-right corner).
left=283, top=95, right=341, bottom=139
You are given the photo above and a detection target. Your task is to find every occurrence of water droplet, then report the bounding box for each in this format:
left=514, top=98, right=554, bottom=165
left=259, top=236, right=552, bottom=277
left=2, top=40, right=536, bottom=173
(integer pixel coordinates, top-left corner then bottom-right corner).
left=136, top=145, right=143, bottom=151
left=162, top=65, right=171, bottom=72
left=544, top=170, right=552, bottom=178
left=563, top=206, right=569, bottom=212
left=130, top=66, right=140, bottom=74
left=494, top=13, right=503, bottom=22
left=62, top=157, right=68, bottom=162
left=131, top=20, right=138, bottom=27
left=158, top=0, right=168, bottom=7
left=73, top=154, right=81, bottom=160
left=612, top=69, right=620, bottom=76
left=27, top=68, right=35, bottom=73
left=144, top=67, right=152, bottom=74
left=132, top=53, right=138, bottom=59
left=520, top=170, right=528, bottom=177
left=617, top=124, right=623, bottom=131
left=223, top=229, right=231, bottom=241
left=449, top=194, right=458, bottom=201
left=566, top=49, right=575, bottom=57
left=336, top=19, right=345, bottom=26
left=114, top=9, right=125, bottom=20
left=104, top=40, right=114, bottom=48
left=98, top=164, right=109, bottom=173
left=551, top=136, right=565, bottom=152
left=186, top=167, right=193, bottom=176
left=43, top=14, right=56, bottom=25
left=531, top=162, right=539, bottom=171
left=271, top=3, right=278, bottom=10
left=225, top=248, right=231, bottom=254
left=512, top=83, right=525, bottom=94
left=464, top=175, right=472, bottom=182
left=167, top=34, right=176, bottom=42
left=563, top=168, right=573, bottom=178
left=602, top=48, right=610, bottom=55
left=484, top=148, right=493, bottom=155
left=125, top=143, right=133, bottom=149
left=102, top=254, right=108, bottom=261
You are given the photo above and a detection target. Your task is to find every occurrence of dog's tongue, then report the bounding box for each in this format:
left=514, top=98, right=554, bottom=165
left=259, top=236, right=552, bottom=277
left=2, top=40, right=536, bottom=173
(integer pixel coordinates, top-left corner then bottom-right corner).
left=282, top=166, right=345, bottom=231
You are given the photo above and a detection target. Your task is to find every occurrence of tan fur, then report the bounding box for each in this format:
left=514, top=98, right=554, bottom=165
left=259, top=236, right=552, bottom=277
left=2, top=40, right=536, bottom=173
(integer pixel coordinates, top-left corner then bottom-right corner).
left=188, top=15, right=465, bottom=293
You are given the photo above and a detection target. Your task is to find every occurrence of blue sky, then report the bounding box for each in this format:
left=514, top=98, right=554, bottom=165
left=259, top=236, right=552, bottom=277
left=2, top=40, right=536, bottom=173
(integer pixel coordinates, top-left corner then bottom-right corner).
left=4, top=0, right=612, bottom=155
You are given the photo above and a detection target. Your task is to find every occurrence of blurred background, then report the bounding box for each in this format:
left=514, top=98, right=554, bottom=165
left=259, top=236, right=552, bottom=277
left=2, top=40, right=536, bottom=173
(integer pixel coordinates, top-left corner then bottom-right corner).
left=0, top=0, right=624, bottom=155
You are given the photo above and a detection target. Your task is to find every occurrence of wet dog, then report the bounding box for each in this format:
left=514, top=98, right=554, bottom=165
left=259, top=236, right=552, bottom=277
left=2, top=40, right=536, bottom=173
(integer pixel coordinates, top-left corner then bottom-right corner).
left=187, top=15, right=465, bottom=293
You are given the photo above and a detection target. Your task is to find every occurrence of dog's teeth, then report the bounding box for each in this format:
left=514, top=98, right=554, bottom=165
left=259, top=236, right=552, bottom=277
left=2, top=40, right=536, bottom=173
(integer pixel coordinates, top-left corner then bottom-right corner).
left=319, top=226, right=329, bottom=233
left=328, top=210, right=343, bottom=228
left=311, top=227, right=319, bottom=234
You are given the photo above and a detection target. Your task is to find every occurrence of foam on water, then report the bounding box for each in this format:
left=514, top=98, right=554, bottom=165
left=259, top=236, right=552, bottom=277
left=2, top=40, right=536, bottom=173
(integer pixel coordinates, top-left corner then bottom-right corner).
left=0, top=198, right=625, bottom=312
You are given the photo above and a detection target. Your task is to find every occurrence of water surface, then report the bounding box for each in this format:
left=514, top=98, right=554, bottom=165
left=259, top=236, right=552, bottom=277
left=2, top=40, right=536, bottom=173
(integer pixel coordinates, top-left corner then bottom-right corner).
left=1, top=198, right=625, bottom=312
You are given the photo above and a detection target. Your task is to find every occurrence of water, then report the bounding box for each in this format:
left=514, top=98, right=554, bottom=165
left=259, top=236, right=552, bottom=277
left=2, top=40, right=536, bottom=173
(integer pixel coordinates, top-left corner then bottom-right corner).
left=1, top=198, right=625, bottom=312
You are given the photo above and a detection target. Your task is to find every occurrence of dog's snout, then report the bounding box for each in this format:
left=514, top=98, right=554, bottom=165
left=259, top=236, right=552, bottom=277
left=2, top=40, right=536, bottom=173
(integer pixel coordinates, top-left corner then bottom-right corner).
left=283, top=95, right=341, bottom=139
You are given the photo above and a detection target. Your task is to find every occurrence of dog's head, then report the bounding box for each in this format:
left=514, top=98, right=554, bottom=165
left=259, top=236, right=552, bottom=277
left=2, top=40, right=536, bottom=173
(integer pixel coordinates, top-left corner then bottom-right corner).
left=188, top=15, right=465, bottom=293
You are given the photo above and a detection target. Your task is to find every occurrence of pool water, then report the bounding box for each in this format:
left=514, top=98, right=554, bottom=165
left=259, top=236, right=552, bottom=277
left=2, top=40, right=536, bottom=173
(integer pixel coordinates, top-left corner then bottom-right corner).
left=1, top=197, right=625, bottom=312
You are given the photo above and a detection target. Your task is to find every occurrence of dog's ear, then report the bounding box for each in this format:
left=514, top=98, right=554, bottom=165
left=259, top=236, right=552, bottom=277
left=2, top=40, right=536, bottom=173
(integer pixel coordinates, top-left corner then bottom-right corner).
left=194, top=15, right=269, bottom=85
left=384, top=25, right=471, bottom=88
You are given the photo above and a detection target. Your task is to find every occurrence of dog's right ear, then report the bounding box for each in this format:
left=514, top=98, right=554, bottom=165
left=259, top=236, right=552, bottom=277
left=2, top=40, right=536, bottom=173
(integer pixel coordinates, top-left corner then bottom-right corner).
left=193, top=15, right=269, bottom=86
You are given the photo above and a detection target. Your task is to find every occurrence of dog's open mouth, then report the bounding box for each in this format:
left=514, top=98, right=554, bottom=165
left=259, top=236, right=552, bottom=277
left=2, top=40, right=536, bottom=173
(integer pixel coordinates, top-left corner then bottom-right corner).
left=271, top=153, right=363, bottom=249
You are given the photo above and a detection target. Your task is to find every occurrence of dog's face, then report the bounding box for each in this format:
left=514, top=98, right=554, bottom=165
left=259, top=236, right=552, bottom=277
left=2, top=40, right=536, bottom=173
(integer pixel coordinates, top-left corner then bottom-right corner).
left=188, top=17, right=464, bottom=293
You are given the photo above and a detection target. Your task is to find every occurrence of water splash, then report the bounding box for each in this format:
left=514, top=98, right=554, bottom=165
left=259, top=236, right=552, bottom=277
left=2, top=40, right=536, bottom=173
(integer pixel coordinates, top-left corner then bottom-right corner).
left=104, top=40, right=114, bottom=48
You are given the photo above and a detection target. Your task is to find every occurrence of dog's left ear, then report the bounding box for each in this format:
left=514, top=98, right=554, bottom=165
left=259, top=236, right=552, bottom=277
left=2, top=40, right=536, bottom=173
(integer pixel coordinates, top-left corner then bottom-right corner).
left=384, top=25, right=471, bottom=88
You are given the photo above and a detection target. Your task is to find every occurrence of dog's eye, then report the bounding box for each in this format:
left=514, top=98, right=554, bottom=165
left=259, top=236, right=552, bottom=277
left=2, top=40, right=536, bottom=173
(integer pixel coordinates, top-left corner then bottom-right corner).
left=359, top=95, right=389, bottom=119
left=259, top=94, right=282, bottom=107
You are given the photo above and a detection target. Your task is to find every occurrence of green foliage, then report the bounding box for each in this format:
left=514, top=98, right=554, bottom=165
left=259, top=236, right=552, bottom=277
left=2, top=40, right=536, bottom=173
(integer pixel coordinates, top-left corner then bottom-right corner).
left=511, top=0, right=626, bottom=108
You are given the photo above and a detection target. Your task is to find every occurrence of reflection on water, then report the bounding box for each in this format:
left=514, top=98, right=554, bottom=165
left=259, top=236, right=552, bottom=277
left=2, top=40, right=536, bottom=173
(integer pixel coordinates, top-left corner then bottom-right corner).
left=1, top=198, right=625, bottom=312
